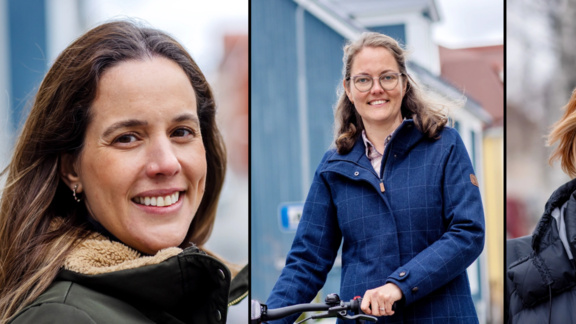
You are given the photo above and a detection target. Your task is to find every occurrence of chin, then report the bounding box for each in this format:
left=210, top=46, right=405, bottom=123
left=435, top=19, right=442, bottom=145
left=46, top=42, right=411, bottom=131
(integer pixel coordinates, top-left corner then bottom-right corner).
left=130, top=231, right=188, bottom=255
left=137, top=241, right=180, bottom=255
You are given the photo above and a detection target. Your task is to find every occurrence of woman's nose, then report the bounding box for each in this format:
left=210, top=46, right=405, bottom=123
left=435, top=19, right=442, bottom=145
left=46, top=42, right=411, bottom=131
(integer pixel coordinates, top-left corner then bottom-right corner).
left=370, top=78, right=385, bottom=93
left=145, top=137, right=181, bottom=177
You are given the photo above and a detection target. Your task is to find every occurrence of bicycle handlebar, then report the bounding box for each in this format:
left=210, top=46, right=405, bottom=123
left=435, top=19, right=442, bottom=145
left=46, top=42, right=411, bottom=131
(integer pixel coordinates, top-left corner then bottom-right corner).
left=251, top=293, right=382, bottom=324
left=264, top=303, right=331, bottom=320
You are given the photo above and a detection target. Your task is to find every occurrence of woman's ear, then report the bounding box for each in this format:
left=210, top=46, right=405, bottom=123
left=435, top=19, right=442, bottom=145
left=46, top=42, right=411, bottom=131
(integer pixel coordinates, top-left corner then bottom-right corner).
left=403, top=78, right=409, bottom=94
left=343, top=79, right=354, bottom=104
left=60, top=153, right=81, bottom=192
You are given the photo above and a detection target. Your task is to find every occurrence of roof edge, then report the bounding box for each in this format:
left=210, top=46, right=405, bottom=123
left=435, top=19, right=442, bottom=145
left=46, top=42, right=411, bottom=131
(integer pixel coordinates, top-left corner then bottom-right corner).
left=293, top=0, right=366, bottom=40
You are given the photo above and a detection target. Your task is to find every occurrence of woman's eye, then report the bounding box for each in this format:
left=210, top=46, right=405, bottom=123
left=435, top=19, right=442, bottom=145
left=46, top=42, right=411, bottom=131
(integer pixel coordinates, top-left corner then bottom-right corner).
left=356, top=77, right=370, bottom=83
left=114, top=134, right=138, bottom=144
left=171, top=128, right=194, bottom=138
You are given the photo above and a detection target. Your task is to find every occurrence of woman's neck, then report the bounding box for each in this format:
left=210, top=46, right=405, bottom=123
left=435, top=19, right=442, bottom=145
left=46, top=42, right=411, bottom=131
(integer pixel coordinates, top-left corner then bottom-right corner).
left=364, top=117, right=403, bottom=153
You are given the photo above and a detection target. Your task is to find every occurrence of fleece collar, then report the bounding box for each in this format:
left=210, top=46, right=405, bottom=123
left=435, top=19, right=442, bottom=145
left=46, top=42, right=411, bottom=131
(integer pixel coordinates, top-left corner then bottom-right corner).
left=63, top=233, right=182, bottom=275
left=57, top=232, right=231, bottom=323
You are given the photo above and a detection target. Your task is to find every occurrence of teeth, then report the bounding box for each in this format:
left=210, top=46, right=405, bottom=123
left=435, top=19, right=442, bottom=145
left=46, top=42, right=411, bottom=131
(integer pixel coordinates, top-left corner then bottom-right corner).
left=370, top=100, right=387, bottom=105
left=134, top=192, right=180, bottom=207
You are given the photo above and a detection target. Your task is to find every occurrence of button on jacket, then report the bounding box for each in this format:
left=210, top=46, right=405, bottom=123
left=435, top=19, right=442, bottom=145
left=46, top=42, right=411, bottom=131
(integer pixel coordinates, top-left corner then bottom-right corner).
left=9, top=233, right=247, bottom=323
left=267, top=120, right=485, bottom=323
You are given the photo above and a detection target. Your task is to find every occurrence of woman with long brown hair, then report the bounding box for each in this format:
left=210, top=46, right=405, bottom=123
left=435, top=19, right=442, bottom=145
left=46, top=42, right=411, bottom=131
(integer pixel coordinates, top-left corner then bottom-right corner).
left=266, top=32, right=485, bottom=323
left=0, top=20, right=246, bottom=323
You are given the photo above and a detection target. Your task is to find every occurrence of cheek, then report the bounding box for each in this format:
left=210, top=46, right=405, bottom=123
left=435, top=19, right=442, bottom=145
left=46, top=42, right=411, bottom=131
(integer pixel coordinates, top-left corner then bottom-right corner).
left=182, top=148, right=207, bottom=185
left=80, top=151, right=131, bottom=199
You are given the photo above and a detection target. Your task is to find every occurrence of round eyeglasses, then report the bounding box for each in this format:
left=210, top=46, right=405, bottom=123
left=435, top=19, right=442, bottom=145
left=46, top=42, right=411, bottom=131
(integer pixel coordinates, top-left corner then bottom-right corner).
left=348, top=72, right=404, bottom=92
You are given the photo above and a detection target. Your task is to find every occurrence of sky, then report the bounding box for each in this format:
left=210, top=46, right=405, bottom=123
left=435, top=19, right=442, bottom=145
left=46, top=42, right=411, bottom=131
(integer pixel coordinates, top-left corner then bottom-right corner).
left=84, top=0, right=248, bottom=75
left=84, top=0, right=503, bottom=62
left=433, top=0, right=504, bottom=48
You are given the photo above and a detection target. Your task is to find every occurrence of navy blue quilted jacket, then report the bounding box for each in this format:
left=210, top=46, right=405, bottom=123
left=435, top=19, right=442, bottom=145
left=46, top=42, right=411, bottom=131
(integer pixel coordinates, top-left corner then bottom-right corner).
left=267, top=120, right=485, bottom=323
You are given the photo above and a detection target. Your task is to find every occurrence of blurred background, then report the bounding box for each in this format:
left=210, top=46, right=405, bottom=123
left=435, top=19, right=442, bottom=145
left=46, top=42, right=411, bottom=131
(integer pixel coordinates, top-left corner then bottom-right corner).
left=251, top=0, right=503, bottom=323
left=0, top=0, right=247, bottom=322
left=507, top=1, right=574, bottom=239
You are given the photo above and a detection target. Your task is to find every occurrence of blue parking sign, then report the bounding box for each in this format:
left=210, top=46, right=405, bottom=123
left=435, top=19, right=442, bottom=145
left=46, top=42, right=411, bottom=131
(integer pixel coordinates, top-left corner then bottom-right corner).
left=278, top=202, right=304, bottom=232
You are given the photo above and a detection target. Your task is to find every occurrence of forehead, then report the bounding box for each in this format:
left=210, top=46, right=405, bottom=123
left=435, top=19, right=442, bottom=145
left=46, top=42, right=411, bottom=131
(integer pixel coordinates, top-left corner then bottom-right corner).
left=351, top=46, right=399, bottom=73
left=89, top=57, right=198, bottom=128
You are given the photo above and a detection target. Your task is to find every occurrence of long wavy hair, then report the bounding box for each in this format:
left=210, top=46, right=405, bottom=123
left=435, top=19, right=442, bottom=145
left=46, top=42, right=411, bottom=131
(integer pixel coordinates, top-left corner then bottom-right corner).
left=334, top=32, right=449, bottom=154
left=548, top=88, right=576, bottom=177
left=0, top=20, right=226, bottom=322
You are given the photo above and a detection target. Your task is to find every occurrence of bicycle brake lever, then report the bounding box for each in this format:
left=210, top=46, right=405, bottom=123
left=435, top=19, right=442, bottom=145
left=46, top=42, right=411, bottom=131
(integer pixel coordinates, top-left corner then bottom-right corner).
left=295, top=311, right=339, bottom=324
left=340, top=314, right=378, bottom=322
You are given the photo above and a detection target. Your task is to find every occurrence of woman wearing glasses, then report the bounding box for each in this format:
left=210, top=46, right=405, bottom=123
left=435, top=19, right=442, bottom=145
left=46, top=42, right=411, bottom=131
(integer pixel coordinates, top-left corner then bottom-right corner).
left=266, top=32, right=485, bottom=323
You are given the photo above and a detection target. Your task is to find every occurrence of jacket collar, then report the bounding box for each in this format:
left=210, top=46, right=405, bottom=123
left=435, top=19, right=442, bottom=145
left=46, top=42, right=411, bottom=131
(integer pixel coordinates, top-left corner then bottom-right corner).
left=542, top=178, right=576, bottom=215
left=57, top=233, right=231, bottom=323
left=532, top=178, right=576, bottom=253
left=327, top=119, right=424, bottom=166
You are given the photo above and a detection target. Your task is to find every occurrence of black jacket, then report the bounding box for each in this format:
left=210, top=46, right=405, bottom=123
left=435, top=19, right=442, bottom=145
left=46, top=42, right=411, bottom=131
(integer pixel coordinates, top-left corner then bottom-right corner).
left=506, top=179, right=576, bottom=323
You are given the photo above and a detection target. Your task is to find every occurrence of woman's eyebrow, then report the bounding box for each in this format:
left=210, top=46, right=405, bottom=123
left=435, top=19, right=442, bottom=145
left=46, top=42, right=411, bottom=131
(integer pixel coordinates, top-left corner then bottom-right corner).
left=102, top=119, right=148, bottom=138
left=173, top=113, right=200, bottom=126
left=102, top=114, right=199, bottom=138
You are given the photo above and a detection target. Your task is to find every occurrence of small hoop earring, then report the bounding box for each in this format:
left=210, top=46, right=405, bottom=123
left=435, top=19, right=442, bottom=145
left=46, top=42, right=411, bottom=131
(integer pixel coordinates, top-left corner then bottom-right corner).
left=73, top=184, right=82, bottom=203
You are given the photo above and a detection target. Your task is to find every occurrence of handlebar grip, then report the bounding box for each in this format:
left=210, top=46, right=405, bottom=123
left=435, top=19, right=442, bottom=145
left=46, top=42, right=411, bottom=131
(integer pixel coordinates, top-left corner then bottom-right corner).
left=264, top=303, right=331, bottom=321
left=357, top=298, right=398, bottom=313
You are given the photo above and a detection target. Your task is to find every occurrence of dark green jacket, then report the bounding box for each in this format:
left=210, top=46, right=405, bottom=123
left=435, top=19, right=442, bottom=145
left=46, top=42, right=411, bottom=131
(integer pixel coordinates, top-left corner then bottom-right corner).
left=9, top=243, right=248, bottom=323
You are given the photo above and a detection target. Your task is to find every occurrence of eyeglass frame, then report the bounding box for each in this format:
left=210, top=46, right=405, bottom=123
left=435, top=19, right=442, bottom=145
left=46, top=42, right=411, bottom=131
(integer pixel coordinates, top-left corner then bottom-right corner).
left=346, top=72, right=405, bottom=92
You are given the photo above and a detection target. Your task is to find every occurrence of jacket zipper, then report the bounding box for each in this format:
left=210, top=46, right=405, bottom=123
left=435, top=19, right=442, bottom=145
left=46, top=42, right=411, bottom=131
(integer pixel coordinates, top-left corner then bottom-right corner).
left=228, top=290, right=248, bottom=307
left=379, top=143, right=393, bottom=193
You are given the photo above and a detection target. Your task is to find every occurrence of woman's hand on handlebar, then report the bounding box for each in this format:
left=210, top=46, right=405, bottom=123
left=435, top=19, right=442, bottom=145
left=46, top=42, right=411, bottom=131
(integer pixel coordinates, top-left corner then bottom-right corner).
left=361, top=282, right=403, bottom=317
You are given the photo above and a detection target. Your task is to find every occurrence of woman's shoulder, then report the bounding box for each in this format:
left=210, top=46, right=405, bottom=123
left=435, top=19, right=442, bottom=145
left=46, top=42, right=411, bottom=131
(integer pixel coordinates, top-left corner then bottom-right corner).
left=317, top=147, right=339, bottom=165
left=10, top=281, right=88, bottom=323
left=435, top=125, right=463, bottom=143
left=423, top=125, right=468, bottom=155
left=10, top=281, right=152, bottom=323
left=506, top=235, right=533, bottom=267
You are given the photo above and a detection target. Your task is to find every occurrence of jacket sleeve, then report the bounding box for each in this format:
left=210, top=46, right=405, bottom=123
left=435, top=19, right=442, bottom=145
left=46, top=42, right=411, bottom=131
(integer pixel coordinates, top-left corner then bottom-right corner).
left=10, top=303, right=97, bottom=324
left=266, top=151, right=342, bottom=324
left=505, top=235, right=532, bottom=324
left=386, top=130, right=485, bottom=306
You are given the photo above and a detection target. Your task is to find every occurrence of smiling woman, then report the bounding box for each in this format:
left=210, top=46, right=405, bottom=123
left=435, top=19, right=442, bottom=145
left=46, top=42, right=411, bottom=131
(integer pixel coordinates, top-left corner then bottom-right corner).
left=266, top=32, right=485, bottom=323
left=0, top=20, right=247, bottom=323
left=64, top=57, right=207, bottom=256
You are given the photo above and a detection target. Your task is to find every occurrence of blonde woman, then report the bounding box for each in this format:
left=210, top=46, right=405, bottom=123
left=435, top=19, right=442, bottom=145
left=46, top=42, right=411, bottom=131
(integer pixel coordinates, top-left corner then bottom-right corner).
left=507, top=89, right=576, bottom=324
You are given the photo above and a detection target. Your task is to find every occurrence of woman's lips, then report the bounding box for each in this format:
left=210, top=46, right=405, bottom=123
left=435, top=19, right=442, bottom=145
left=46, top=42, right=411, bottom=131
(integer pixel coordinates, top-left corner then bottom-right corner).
left=131, top=187, right=186, bottom=211
left=131, top=192, right=185, bottom=215
left=132, top=191, right=181, bottom=207
left=368, top=99, right=389, bottom=106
